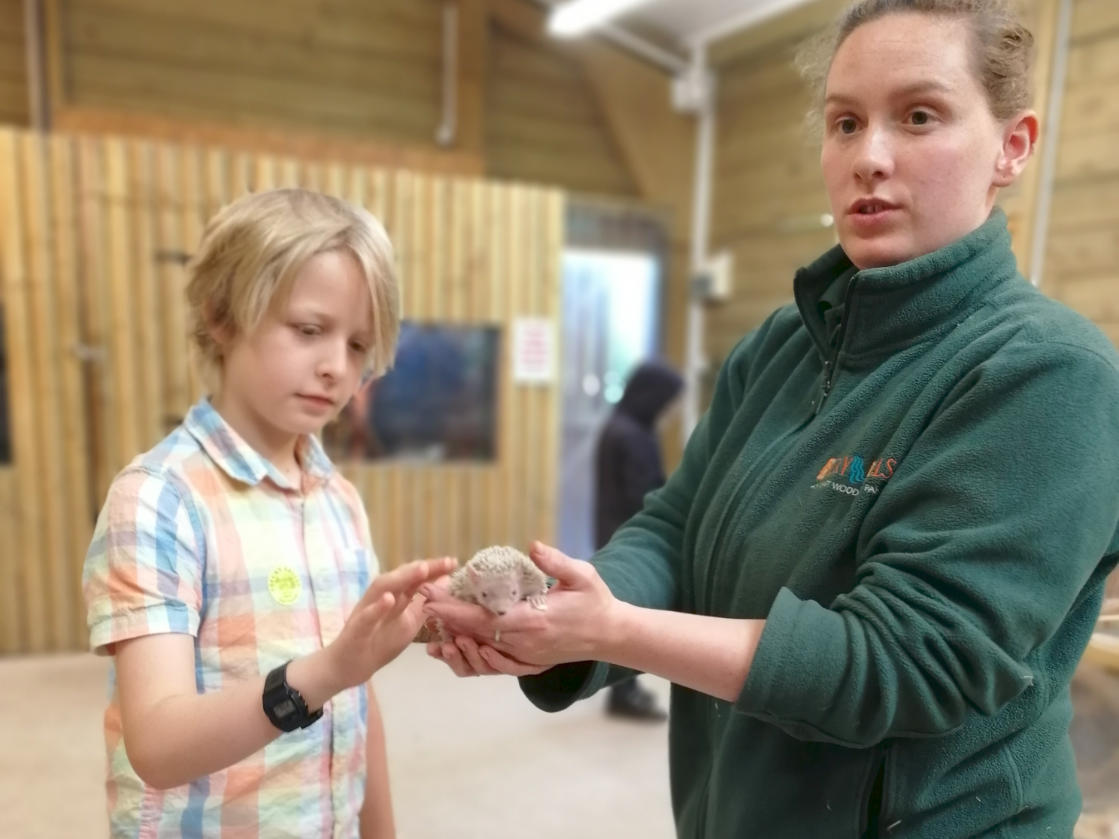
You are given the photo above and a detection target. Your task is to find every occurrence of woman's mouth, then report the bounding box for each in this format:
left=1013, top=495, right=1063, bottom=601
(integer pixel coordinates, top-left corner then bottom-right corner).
left=848, top=198, right=900, bottom=215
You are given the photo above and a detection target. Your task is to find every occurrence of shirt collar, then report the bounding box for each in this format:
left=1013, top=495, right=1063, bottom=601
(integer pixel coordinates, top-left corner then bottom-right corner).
left=183, top=398, right=335, bottom=489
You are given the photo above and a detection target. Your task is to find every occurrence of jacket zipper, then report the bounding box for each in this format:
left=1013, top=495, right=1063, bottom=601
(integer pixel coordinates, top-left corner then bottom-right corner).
left=817, top=358, right=835, bottom=415
left=701, top=412, right=815, bottom=607
left=814, top=277, right=856, bottom=416
left=859, top=742, right=893, bottom=837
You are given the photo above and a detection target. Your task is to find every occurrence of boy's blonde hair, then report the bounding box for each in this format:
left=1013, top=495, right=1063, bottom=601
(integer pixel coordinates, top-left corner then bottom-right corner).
left=186, top=188, right=401, bottom=391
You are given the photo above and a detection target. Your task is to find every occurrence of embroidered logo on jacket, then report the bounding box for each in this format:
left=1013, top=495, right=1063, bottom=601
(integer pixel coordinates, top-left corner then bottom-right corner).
left=813, top=454, right=896, bottom=497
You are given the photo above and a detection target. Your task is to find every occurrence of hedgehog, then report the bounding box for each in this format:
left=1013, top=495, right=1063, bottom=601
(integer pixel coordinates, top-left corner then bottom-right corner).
left=450, top=545, right=550, bottom=616
left=416, top=545, right=549, bottom=644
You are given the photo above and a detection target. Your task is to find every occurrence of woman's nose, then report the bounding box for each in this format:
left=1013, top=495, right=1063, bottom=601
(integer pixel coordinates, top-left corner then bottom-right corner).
left=853, top=126, right=894, bottom=182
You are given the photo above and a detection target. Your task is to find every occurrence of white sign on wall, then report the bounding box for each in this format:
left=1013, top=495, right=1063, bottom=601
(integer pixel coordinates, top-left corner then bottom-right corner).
left=512, top=317, right=555, bottom=385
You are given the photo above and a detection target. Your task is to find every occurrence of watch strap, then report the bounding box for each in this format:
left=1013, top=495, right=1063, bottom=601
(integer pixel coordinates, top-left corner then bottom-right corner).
left=262, top=661, right=323, bottom=731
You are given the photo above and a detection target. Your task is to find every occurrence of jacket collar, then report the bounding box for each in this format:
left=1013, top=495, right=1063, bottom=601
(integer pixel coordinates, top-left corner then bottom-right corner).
left=794, top=208, right=1021, bottom=362
left=183, top=398, right=334, bottom=490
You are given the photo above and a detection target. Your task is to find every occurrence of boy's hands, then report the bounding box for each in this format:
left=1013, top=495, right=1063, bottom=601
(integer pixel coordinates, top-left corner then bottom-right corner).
left=324, top=557, right=457, bottom=692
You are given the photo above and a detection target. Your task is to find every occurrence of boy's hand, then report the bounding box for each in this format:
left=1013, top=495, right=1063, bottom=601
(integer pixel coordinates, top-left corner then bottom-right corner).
left=327, top=557, right=457, bottom=690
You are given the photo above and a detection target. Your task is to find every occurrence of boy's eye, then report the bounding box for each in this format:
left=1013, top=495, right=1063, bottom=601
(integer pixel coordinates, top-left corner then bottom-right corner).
left=837, top=117, right=858, bottom=135
left=295, top=324, right=321, bottom=337
left=909, top=110, right=931, bottom=126
left=349, top=340, right=368, bottom=353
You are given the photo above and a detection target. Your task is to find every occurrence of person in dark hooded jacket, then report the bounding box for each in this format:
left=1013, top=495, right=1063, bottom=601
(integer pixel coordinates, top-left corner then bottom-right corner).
left=594, top=360, right=683, bottom=719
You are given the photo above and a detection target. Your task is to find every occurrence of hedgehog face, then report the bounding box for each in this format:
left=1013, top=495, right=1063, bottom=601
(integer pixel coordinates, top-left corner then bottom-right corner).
left=469, top=568, right=523, bottom=616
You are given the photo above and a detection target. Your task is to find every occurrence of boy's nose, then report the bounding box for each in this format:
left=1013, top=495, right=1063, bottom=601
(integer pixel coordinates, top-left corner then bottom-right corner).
left=318, top=341, right=348, bottom=379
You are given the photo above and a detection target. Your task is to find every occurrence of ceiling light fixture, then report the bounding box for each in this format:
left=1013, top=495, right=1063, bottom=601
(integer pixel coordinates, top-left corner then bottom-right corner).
left=547, top=0, right=658, bottom=37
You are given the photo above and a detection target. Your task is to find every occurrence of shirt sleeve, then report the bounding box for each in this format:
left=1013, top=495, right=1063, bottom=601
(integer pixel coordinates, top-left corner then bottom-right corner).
left=738, top=340, right=1119, bottom=747
left=82, top=467, right=206, bottom=656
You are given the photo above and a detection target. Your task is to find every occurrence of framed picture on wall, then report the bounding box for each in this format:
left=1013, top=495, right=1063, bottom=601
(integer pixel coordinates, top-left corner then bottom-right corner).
left=322, top=321, right=500, bottom=463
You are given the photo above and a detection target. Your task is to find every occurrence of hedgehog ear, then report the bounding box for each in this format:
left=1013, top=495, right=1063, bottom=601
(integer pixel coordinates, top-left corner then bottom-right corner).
left=467, top=565, right=480, bottom=584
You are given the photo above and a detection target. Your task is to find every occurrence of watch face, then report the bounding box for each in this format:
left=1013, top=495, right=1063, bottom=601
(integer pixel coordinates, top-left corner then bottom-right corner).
left=275, top=698, right=296, bottom=718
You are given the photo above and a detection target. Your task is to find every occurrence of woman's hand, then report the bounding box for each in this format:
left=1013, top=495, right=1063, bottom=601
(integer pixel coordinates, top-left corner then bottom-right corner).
left=422, top=541, right=622, bottom=677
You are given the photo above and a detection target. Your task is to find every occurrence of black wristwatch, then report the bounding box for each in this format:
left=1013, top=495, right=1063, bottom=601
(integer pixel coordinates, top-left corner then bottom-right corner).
left=262, top=661, right=323, bottom=732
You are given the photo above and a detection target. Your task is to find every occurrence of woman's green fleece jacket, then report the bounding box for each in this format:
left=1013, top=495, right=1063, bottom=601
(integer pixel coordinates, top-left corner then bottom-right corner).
left=522, top=210, right=1119, bottom=838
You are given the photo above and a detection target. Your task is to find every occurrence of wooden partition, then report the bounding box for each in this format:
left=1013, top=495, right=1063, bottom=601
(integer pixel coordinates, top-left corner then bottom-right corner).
left=0, top=126, right=563, bottom=654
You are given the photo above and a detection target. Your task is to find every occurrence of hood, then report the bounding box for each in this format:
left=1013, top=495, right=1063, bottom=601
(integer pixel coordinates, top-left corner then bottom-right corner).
left=616, top=360, right=684, bottom=427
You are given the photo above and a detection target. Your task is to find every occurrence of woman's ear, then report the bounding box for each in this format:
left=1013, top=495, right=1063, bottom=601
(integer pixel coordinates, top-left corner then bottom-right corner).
left=994, top=110, right=1040, bottom=187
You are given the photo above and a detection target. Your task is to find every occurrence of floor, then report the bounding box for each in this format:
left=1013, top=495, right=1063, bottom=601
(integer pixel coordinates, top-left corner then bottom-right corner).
left=0, top=646, right=675, bottom=839
left=1, top=647, right=1116, bottom=839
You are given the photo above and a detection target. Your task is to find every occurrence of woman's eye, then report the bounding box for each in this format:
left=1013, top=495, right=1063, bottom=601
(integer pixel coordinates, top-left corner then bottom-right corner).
left=349, top=341, right=368, bottom=353
left=296, top=324, right=320, bottom=337
left=909, top=110, right=931, bottom=126
left=838, top=117, right=857, bottom=135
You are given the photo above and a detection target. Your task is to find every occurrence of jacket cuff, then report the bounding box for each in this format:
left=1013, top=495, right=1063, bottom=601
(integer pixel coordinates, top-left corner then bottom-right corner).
left=519, top=660, right=611, bottom=712
left=737, top=587, right=850, bottom=736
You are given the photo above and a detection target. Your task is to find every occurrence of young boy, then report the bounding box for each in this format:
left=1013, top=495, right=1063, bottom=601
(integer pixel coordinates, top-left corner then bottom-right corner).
left=82, top=188, right=454, bottom=838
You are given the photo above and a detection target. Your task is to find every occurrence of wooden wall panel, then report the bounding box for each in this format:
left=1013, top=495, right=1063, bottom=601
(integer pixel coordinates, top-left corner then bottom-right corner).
left=708, top=42, right=835, bottom=375
left=0, top=132, right=93, bottom=652
left=0, top=0, right=28, bottom=125
left=0, top=466, right=16, bottom=649
left=485, top=24, right=636, bottom=196
left=0, top=125, right=562, bottom=653
left=1043, top=0, right=1119, bottom=346
left=53, top=0, right=444, bottom=146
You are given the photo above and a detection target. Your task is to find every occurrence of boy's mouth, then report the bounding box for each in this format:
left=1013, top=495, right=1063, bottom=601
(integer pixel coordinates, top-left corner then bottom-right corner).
left=298, top=394, right=335, bottom=408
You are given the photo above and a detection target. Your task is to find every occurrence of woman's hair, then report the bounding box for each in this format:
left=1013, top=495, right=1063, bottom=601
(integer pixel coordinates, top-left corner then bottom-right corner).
left=186, top=188, right=401, bottom=391
left=798, top=0, right=1035, bottom=120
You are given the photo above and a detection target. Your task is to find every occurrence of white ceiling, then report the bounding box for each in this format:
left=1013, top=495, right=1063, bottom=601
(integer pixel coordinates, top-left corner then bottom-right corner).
left=606, top=0, right=810, bottom=48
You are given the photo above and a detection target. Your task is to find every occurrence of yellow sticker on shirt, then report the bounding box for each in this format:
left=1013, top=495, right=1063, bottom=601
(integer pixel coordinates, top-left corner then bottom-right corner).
left=268, top=566, right=302, bottom=606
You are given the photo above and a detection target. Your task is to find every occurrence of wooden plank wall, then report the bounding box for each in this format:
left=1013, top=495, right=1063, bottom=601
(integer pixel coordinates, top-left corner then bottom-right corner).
left=1043, top=0, right=1119, bottom=352
left=485, top=22, right=637, bottom=197
left=1048, top=0, right=1119, bottom=603
left=53, top=0, right=444, bottom=145
left=708, top=44, right=836, bottom=371
left=0, top=125, right=562, bottom=654
left=0, top=0, right=28, bottom=125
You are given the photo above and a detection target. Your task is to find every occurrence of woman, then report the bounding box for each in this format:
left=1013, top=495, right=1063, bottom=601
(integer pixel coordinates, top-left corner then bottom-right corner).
left=425, top=1, right=1119, bottom=836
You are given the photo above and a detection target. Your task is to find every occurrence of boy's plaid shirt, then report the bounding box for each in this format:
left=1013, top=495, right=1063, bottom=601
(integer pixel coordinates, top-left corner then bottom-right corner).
left=83, top=398, right=378, bottom=838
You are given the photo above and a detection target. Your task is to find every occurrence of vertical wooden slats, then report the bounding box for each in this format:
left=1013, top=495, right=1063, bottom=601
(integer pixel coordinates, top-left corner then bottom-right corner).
left=21, top=135, right=70, bottom=649
left=48, top=136, right=93, bottom=644
left=506, top=185, right=525, bottom=549
left=0, top=131, right=44, bottom=651
left=538, top=190, right=563, bottom=546
left=77, top=136, right=112, bottom=507
left=154, top=143, right=190, bottom=425
left=104, top=137, right=139, bottom=472
left=0, top=126, right=563, bottom=652
left=129, top=141, right=162, bottom=448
